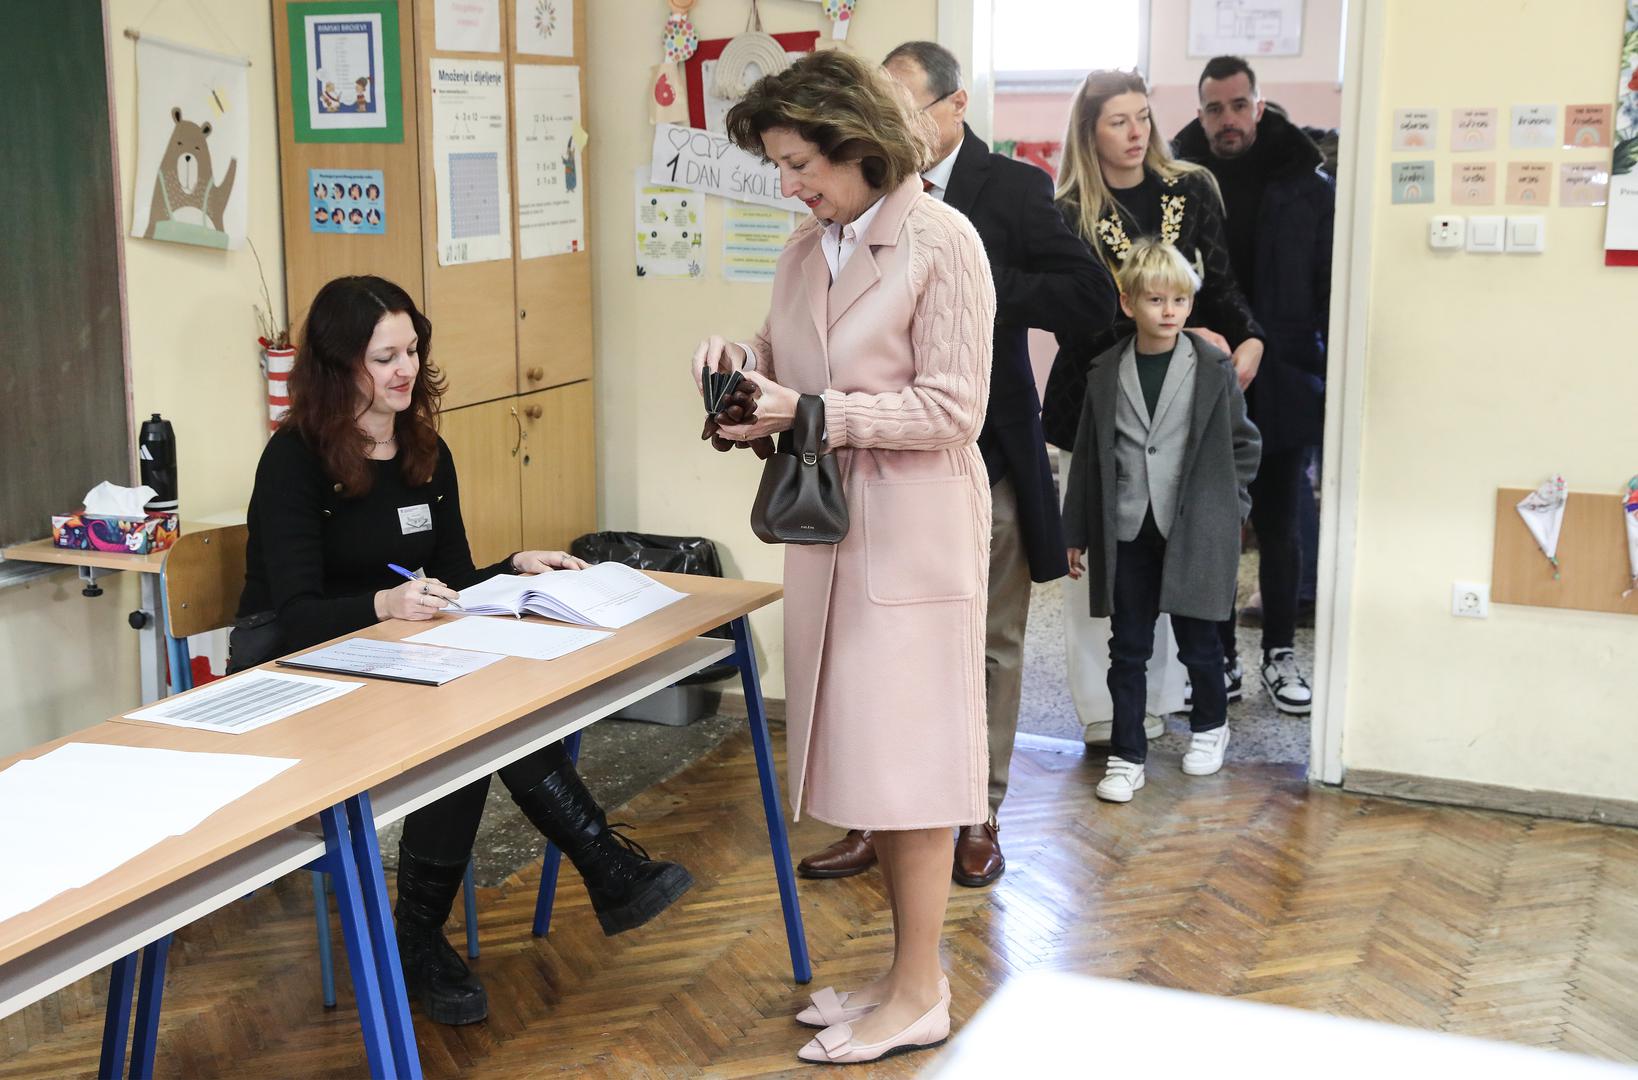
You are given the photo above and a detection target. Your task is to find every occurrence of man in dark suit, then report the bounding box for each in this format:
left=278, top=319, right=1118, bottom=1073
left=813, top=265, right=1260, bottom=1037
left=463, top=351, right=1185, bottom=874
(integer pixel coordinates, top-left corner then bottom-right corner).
left=796, top=41, right=1115, bottom=888
left=1173, top=56, right=1334, bottom=719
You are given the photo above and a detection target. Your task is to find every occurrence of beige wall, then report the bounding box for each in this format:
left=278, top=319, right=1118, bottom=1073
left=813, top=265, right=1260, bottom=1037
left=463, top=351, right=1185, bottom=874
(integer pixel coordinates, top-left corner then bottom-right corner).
left=1339, top=0, right=1638, bottom=798
left=586, top=0, right=939, bottom=699
left=0, top=1, right=281, bottom=754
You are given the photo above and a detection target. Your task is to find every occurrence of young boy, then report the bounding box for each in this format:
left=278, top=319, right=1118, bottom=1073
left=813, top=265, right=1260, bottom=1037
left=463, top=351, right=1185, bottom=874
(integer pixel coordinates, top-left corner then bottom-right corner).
left=1063, top=239, right=1261, bottom=802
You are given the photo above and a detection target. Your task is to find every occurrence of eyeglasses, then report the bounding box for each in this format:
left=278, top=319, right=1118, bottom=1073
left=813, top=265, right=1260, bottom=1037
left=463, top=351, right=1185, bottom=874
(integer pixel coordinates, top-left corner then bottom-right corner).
left=919, top=90, right=954, bottom=113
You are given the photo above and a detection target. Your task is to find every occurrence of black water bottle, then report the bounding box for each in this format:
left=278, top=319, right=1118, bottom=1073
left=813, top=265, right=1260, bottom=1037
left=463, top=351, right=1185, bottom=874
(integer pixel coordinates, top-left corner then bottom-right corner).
left=138, top=413, right=178, bottom=517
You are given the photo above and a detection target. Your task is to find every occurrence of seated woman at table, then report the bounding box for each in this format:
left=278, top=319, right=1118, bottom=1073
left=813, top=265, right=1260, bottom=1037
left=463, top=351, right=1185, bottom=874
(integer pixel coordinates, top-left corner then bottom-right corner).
left=231, top=274, right=693, bottom=1026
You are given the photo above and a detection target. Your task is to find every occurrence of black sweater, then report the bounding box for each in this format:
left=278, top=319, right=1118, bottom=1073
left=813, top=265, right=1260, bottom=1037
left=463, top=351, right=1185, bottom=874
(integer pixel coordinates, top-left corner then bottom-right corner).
left=236, top=428, right=513, bottom=653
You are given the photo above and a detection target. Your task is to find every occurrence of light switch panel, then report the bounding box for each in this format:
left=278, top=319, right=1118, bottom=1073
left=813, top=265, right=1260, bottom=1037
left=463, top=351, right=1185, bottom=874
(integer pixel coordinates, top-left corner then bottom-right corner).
left=1507, top=215, right=1546, bottom=253
left=1466, top=215, right=1506, bottom=253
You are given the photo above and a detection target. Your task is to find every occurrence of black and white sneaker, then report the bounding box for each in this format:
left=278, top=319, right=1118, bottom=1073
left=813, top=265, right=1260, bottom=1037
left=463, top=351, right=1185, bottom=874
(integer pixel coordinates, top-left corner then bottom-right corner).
left=1184, top=658, right=1245, bottom=708
left=1260, top=648, right=1313, bottom=715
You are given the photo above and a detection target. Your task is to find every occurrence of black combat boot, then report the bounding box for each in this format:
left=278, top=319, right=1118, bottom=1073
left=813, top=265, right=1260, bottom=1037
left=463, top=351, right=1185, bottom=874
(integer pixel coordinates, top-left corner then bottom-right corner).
left=394, top=846, right=488, bottom=1024
left=511, top=758, right=694, bottom=936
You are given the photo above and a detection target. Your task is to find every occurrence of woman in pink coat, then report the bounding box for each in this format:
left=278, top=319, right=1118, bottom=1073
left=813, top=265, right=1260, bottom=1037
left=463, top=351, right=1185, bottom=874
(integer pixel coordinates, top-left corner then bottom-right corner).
left=692, top=50, right=995, bottom=1066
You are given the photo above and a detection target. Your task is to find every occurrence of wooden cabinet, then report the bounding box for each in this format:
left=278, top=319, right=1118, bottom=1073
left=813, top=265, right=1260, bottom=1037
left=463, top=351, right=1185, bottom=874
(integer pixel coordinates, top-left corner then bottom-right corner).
left=273, top=0, right=596, bottom=555
left=519, top=381, right=595, bottom=552
left=439, top=397, right=524, bottom=566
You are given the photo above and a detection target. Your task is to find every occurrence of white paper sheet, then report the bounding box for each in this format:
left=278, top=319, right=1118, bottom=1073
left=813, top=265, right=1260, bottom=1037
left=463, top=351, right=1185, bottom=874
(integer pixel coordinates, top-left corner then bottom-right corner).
left=1516, top=474, right=1568, bottom=571
left=514, top=64, right=584, bottom=258
left=434, top=0, right=500, bottom=52
left=407, top=617, right=609, bottom=660
left=278, top=637, right=505, bottom=684
left=635, top=165, right=704, bottom=279
left=429, top=58, right=512, bottom=265
left=0, top=744, right=297, bottom=923
left=125, top=670, right=362, bottom=734
left=515, top=0, right=573, bottom=57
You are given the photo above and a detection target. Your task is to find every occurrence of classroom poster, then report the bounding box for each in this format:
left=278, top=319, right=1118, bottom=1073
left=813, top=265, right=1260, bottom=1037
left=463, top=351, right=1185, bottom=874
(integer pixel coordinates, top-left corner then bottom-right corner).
left=1506, top=162, right=1552, bottom=206
left=650, top=123, right=807, bottom=212
left=1561, top=163, right=1610, bottom=207
left=1391, top=109, right=1437, bottom=151
left=635, top=166, right=704, bottom=279
left=1604, top=0, right=1638, bottom=265
left=429, top=58, right=512, bottom=265
left=1390, top=161, right=1434, bottom=204
left=1450, top=108, right=1497, bottom=152
left=286, top=3, right=404, bottom=142
left=1564, top=104, right=1613, bottom=149
left=129, top=35, right=249, bottom=250
left=516, top=0, right=574, bottom=57
left=1510, top=104, right=1558, bottom=149
left=434, top=0, right=500, bottom=53
left=1186, top=0, right=1302, bottom=56
left=1451, top=162, right=1495, bottom=206
left=514, top=64, right=584, bottom=258
left=722, top=203, right=793, bottom=282
left=308, top=169, right=385, bottom=234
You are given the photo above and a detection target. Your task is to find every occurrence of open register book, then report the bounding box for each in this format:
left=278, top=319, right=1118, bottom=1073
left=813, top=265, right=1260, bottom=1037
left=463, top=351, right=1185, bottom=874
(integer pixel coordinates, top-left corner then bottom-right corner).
left=446, top=561, right=686, bottom=629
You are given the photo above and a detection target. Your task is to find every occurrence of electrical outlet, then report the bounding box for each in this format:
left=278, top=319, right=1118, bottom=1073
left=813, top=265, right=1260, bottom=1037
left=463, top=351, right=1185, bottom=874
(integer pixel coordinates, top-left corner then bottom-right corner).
left=1429, top=214, right=1465, bottom=249
left=1452, top=581, right=1490, bottom=618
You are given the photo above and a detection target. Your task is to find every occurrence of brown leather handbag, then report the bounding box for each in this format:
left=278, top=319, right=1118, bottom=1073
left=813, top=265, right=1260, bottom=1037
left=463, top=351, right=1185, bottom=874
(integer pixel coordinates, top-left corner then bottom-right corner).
left=750, top=394, right=848, bottom=545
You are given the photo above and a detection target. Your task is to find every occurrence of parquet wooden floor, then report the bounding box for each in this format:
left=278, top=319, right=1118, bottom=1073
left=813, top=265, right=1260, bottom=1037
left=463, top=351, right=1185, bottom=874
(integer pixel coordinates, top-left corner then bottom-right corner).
left=4, top=730, right=1637, bottom=1078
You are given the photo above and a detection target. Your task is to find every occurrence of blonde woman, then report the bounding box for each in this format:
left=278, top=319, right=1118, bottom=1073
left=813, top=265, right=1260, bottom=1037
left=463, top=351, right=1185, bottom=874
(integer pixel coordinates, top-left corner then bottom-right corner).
left=1042, top=70, right=1265, bottom=749
left=690, top=50, right=995, bottom=1065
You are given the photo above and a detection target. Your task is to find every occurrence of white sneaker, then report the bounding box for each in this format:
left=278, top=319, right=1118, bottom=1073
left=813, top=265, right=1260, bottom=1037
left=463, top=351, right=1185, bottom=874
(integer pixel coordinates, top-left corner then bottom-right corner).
left=1096, top=758, right=1146, bottom=802
left=1081, top=715, right=1166, bottom=746
left=1260, top=648, right=1313, bottom=715
left=1181, top=726, right=1230, bottom=776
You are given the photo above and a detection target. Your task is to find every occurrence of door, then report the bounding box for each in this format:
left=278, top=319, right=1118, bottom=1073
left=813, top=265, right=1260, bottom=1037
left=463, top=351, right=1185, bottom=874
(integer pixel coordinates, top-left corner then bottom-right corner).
left=518, top=381, right=595, bottom=553
left=439, top=397, right=524, bottom=566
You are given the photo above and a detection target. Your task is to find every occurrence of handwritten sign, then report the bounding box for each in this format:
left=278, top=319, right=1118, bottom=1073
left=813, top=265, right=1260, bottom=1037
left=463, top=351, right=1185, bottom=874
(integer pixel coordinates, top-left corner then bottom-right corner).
left=1561, top=162, right=1610, bottom=207
left=1506, top=161, right=1551, bottom=206
left=1451, top=162, right=1495, bottom=206
left=1510, top=104, right=1558, bottom=149
left=1391, top=108, right=1437, bottom=151
left=1391, top=160, right=1434, bottom=204
left=650, top=123, right=807, bottom=213
left=1450, top=108, right=1496, bottom=152
left=1563, top=104, right=1612, bottom=149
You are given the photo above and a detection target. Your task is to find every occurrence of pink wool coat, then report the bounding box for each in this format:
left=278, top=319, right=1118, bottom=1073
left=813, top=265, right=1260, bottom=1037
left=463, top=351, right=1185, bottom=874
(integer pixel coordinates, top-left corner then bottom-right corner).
left=744, top=175, right=997, bottom=830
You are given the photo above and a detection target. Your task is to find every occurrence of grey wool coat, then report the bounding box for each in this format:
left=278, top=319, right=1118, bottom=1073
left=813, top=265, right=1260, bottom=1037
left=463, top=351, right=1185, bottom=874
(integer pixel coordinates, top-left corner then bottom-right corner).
left=1062, top=331, right=1261, bottom=621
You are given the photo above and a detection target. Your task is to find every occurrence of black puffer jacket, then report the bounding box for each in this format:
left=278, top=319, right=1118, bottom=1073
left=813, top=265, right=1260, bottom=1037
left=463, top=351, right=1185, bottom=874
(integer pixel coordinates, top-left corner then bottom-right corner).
left=1040, top=166, right=1263, bottom=450
left=1173, top=110, right=1334, bottom=453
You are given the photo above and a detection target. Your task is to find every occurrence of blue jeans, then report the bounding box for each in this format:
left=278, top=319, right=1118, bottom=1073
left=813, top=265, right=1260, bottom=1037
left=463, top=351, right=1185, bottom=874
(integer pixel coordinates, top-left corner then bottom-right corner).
left=1108, top=514, right=1228, bottom=764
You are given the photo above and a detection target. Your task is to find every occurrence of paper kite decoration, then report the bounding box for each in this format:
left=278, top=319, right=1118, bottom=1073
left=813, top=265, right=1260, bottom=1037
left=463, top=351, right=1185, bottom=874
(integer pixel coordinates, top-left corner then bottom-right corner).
left=1516, top=474, right=1567, bottom=579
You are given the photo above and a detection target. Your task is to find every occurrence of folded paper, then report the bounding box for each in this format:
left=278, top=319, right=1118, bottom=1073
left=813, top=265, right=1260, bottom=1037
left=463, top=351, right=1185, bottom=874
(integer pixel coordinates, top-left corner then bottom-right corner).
left=1515, top=474, right=1567, bottom=577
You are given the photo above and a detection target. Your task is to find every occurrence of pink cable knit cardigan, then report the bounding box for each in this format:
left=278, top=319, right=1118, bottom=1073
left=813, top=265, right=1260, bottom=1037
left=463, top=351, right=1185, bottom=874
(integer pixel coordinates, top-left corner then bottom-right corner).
left=743, top=175, right=997, bottom=829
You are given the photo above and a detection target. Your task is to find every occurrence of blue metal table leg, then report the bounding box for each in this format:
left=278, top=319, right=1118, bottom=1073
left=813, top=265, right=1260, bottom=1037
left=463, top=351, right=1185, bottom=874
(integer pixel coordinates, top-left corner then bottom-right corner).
left=462, top=861, right=479, bottom=959
left=99, top=951, right=138, bottom=1079
left=318, top=803, right=399, bottom=1080
left=127, top=934, right=171, bottom=1079
left=532, top=729, right=582, bottom=938
left=731, top=616, right=812, bottom=984
left=344, top=791, right=422, bottom=1080
left=312, top=868, right=338, bottom=1007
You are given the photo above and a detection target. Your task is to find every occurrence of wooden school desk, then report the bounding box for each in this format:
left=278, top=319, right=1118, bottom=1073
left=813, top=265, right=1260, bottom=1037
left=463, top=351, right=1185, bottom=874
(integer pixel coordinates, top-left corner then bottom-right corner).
left=0, top=573, right=802, bottom=1079
left=1, top=523, right=227, bottom=705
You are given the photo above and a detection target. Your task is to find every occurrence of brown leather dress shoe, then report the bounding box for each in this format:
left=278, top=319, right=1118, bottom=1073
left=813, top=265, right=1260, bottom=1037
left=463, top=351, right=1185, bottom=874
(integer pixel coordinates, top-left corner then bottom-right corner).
left=953, top=821, right=1005, bottom=887
left=797, top=830, right=876, bottom=879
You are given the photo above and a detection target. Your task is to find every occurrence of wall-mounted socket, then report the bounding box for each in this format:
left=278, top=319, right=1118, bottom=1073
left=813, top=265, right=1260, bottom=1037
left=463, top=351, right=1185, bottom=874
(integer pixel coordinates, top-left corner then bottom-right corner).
left=1452, top=581, right=1490, bottom=618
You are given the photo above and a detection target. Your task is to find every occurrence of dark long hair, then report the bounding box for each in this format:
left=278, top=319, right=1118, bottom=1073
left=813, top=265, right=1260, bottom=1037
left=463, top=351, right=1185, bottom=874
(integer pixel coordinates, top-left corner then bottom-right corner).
left=284, top=276, right=444, bottom=496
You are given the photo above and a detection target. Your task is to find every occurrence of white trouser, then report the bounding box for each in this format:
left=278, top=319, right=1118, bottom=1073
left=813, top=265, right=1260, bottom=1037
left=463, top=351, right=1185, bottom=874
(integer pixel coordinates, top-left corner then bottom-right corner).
left=1057, top=450, right=1188, bottom=726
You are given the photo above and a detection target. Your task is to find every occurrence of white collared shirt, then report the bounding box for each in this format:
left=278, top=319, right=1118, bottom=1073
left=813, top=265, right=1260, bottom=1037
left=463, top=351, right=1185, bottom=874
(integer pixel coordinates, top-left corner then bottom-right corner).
left=819, top=194, right=886, bottom=282
left=920, top=143, right=961, bottom=202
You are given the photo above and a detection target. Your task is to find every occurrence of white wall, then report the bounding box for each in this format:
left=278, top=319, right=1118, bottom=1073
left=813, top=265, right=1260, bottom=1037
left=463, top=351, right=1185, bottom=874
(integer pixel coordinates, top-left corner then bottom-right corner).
left=587, top=0, right=939, bottom=699
left=1338, top=0, right=1638, bottom=798
left=0, top=0, right=281, bottom=754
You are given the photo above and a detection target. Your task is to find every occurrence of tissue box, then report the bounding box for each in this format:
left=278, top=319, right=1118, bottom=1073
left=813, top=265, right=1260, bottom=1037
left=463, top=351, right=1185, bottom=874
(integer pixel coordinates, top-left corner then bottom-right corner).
left=51, top=512, right=180, bottom=555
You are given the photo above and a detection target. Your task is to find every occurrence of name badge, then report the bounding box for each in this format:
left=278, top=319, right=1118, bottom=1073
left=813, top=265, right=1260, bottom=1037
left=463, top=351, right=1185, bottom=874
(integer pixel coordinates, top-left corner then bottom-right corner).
left=398, top=504, right=432, bottom=535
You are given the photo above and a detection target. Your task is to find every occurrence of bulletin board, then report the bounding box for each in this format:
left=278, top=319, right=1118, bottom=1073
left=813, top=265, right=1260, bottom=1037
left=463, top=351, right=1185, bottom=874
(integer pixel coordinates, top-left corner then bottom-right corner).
left=685, top=30, right=821, bottom=132
left=1492, top=488, right=1638, bottom=616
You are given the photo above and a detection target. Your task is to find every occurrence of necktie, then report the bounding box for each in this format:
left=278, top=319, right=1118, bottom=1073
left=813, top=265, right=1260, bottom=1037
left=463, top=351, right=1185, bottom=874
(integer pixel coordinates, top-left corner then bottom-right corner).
left=922, top=177, right=934, bottom=193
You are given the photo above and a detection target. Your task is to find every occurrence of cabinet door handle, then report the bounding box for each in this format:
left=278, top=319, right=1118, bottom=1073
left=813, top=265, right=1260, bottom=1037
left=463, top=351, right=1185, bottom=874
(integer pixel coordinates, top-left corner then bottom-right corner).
left=527, top=366, right=545, bottom=382
left=510, top=406, right=523, bottom=456
left=519, top=308, right=527, bottom=320
left=525, top=404, right=544, bottom=420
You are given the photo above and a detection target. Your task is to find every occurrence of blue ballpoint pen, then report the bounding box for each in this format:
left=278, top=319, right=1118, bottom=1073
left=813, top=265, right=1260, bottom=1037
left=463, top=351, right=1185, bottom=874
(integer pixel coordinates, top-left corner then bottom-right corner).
left=388, top=563, right=463, bottom=610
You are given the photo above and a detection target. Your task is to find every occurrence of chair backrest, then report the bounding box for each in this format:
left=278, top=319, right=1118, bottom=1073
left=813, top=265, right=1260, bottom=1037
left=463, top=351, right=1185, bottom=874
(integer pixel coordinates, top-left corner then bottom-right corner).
left=161, top=524, right=249, bottom=640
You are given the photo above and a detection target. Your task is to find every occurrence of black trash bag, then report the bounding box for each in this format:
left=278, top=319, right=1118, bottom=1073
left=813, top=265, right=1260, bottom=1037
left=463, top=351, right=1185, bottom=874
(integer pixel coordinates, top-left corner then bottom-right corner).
left=570, top=531, right=739, bottom=685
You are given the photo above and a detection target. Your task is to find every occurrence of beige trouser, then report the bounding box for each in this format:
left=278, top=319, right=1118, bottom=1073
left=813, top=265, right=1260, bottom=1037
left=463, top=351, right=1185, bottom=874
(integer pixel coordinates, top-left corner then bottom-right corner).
left=986, top=476, right=1032, bottom=815
left=1056, top=450, right=1188, bottom=730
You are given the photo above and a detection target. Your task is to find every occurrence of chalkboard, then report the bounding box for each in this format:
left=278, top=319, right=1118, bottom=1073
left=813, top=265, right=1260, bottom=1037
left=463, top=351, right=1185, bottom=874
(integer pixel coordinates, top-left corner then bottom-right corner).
left=0, top=1, right=131, bottom=549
